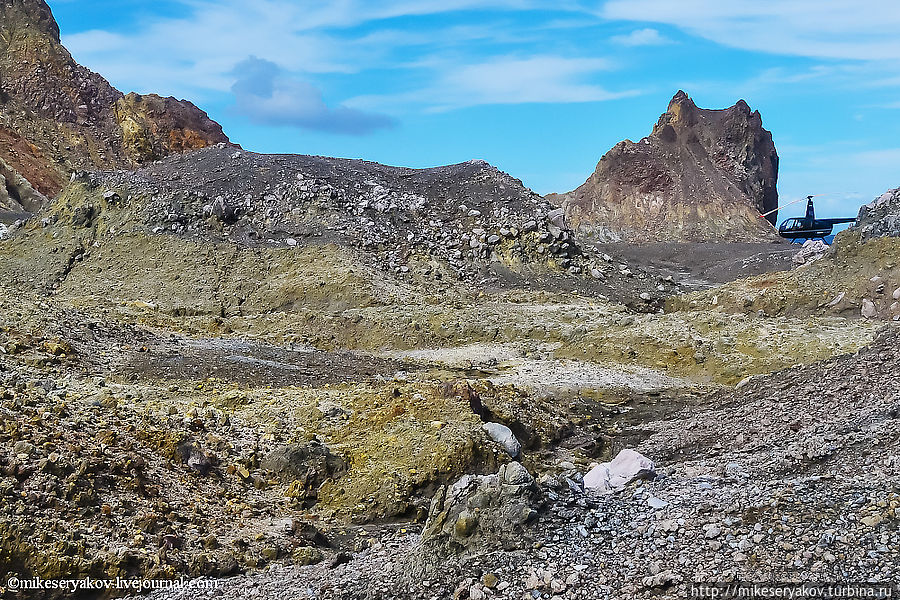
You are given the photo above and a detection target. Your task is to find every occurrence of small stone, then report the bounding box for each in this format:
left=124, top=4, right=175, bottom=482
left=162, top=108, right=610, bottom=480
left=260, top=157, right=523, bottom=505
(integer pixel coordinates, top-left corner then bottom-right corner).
left=12, top=441, right=33, bottom=455
left=704, top=524, right=722, bottom=539
left=861, top=515, right=883, bottom=527
left=454, top=512, right=478, bottom=537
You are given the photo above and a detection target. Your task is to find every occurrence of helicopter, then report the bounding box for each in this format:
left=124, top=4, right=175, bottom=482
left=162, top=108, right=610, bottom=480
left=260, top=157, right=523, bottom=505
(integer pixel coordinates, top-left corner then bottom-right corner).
left=759, top=195, right=857, bottom=242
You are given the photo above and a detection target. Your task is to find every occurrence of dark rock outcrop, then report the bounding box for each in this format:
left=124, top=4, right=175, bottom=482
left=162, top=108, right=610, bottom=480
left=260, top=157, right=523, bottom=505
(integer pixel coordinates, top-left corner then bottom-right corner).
left=0, top=0, right=229, bottom=212
left=551, top=91, right=780, bottom=242
left=0, top=155, right=46, bottom=215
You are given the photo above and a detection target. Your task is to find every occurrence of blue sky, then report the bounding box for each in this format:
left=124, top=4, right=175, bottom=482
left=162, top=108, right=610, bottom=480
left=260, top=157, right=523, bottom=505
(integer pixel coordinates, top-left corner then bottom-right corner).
left=49, top=0, right=900, bottom=220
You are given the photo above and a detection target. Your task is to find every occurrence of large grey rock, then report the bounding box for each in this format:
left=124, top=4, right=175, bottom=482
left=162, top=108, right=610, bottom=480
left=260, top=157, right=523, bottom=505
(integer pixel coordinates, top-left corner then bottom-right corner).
left=419, top=463, right=540, bottom=558
left=792, top=239, right=829, bottom=265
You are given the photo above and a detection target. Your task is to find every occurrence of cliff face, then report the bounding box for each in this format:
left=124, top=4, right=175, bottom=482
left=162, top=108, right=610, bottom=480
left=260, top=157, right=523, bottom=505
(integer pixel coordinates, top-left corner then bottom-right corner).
left=551, top=91, right=780, bottom=242
left=0, top=0, right=229, bottom=213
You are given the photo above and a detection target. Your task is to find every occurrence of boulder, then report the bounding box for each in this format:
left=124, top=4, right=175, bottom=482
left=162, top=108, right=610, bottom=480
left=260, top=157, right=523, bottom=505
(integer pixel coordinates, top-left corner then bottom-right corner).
left=262, top=439, right=347, bottom=504
left=419, top=463, right=540, bottom=556
left=792, top=240, right=829, bottom=265
left=856, top=187, right=900, bottom=240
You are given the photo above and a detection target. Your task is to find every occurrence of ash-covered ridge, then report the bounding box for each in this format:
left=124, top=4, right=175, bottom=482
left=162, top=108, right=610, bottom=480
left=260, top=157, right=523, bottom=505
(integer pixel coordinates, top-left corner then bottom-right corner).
left=68, top=145, right=659, bottom=297
left=551, top=91, right=780, bottom=243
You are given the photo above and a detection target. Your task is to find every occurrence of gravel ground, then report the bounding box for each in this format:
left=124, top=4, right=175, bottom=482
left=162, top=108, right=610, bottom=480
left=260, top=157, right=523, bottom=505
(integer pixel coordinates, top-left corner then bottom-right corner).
left=134, top=327, right=900, bottom=600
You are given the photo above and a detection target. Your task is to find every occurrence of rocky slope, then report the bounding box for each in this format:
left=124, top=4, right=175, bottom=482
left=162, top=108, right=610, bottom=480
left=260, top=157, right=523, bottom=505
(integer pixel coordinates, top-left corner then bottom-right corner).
left=669, top=186, right=900, bottom=320
left=128, top=325, right=900, bottom=600
left=0, top=144, right=683, bottom=316
left=550, top=91, right=780, bottom=243
left=0, top=0, right=229, bottom=217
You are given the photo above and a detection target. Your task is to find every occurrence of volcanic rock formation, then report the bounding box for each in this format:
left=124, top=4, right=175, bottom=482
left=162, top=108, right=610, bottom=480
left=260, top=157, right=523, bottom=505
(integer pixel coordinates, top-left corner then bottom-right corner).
left=551, top=91, right=780, bottom=242
left=0, top=0, right=229, bottom=215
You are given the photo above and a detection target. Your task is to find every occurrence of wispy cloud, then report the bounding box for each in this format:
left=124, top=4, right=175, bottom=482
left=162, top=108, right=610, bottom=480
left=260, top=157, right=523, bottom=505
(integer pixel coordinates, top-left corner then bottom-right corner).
left=230, top=57, right=395, bottom=135
left=610, top=28, right=671, bottom=47
left=61, top=0, right=601, bottom=110
left=349, top=55, right=637, bottom=112
left=601, top=0, right=900, bottom=61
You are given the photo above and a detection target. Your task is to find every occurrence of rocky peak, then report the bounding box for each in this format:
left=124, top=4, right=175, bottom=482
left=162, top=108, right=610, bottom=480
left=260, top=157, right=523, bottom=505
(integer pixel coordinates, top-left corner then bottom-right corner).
left=0, top=0, right=61, bottom=43
left=0, top=0, right=230, bottom=217
left=551, top=92, right=780, bottom=243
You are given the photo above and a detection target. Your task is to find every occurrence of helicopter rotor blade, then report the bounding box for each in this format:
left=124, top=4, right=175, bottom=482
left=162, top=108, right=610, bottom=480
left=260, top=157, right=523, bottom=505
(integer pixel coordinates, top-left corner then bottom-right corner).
left=757, top=194, right=833, bottom=219
left=758, top=197, right=804, bottom=218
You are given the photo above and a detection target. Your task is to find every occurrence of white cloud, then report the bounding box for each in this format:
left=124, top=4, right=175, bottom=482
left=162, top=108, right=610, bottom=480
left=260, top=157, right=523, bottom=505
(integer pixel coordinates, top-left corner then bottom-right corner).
left=348, top=55, right=638, bottom=112
left=61, top=0, right=575, bottom=103
left=230, top=57, right=395, bottom=134
left=848, top=148, right=900, bottom=167
left=601, top=0, right=900, bottom=60
left=610, top=28, right=671, bottom=47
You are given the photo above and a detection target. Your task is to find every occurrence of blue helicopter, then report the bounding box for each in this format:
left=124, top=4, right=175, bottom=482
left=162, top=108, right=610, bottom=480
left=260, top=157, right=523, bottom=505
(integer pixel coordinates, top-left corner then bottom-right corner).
left=761, top=196, right=857, bottom=242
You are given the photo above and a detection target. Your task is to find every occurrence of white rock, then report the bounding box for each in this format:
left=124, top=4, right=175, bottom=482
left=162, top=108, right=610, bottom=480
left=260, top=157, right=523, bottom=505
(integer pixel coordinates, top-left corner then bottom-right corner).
left=861, top=299, right=877, bottom=318
left=826, top=292, right=846, bottom=308
left=893, top=287, right=900, bottom=301
left=735, top=376, right=753, bottom=390
left=647, top=496, right=669, bottom=509
left=482, top=422, right=522, bottom=458
left=704, top=524, right=722, bottom=539
left=583, top=449, right=655, bottom=493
